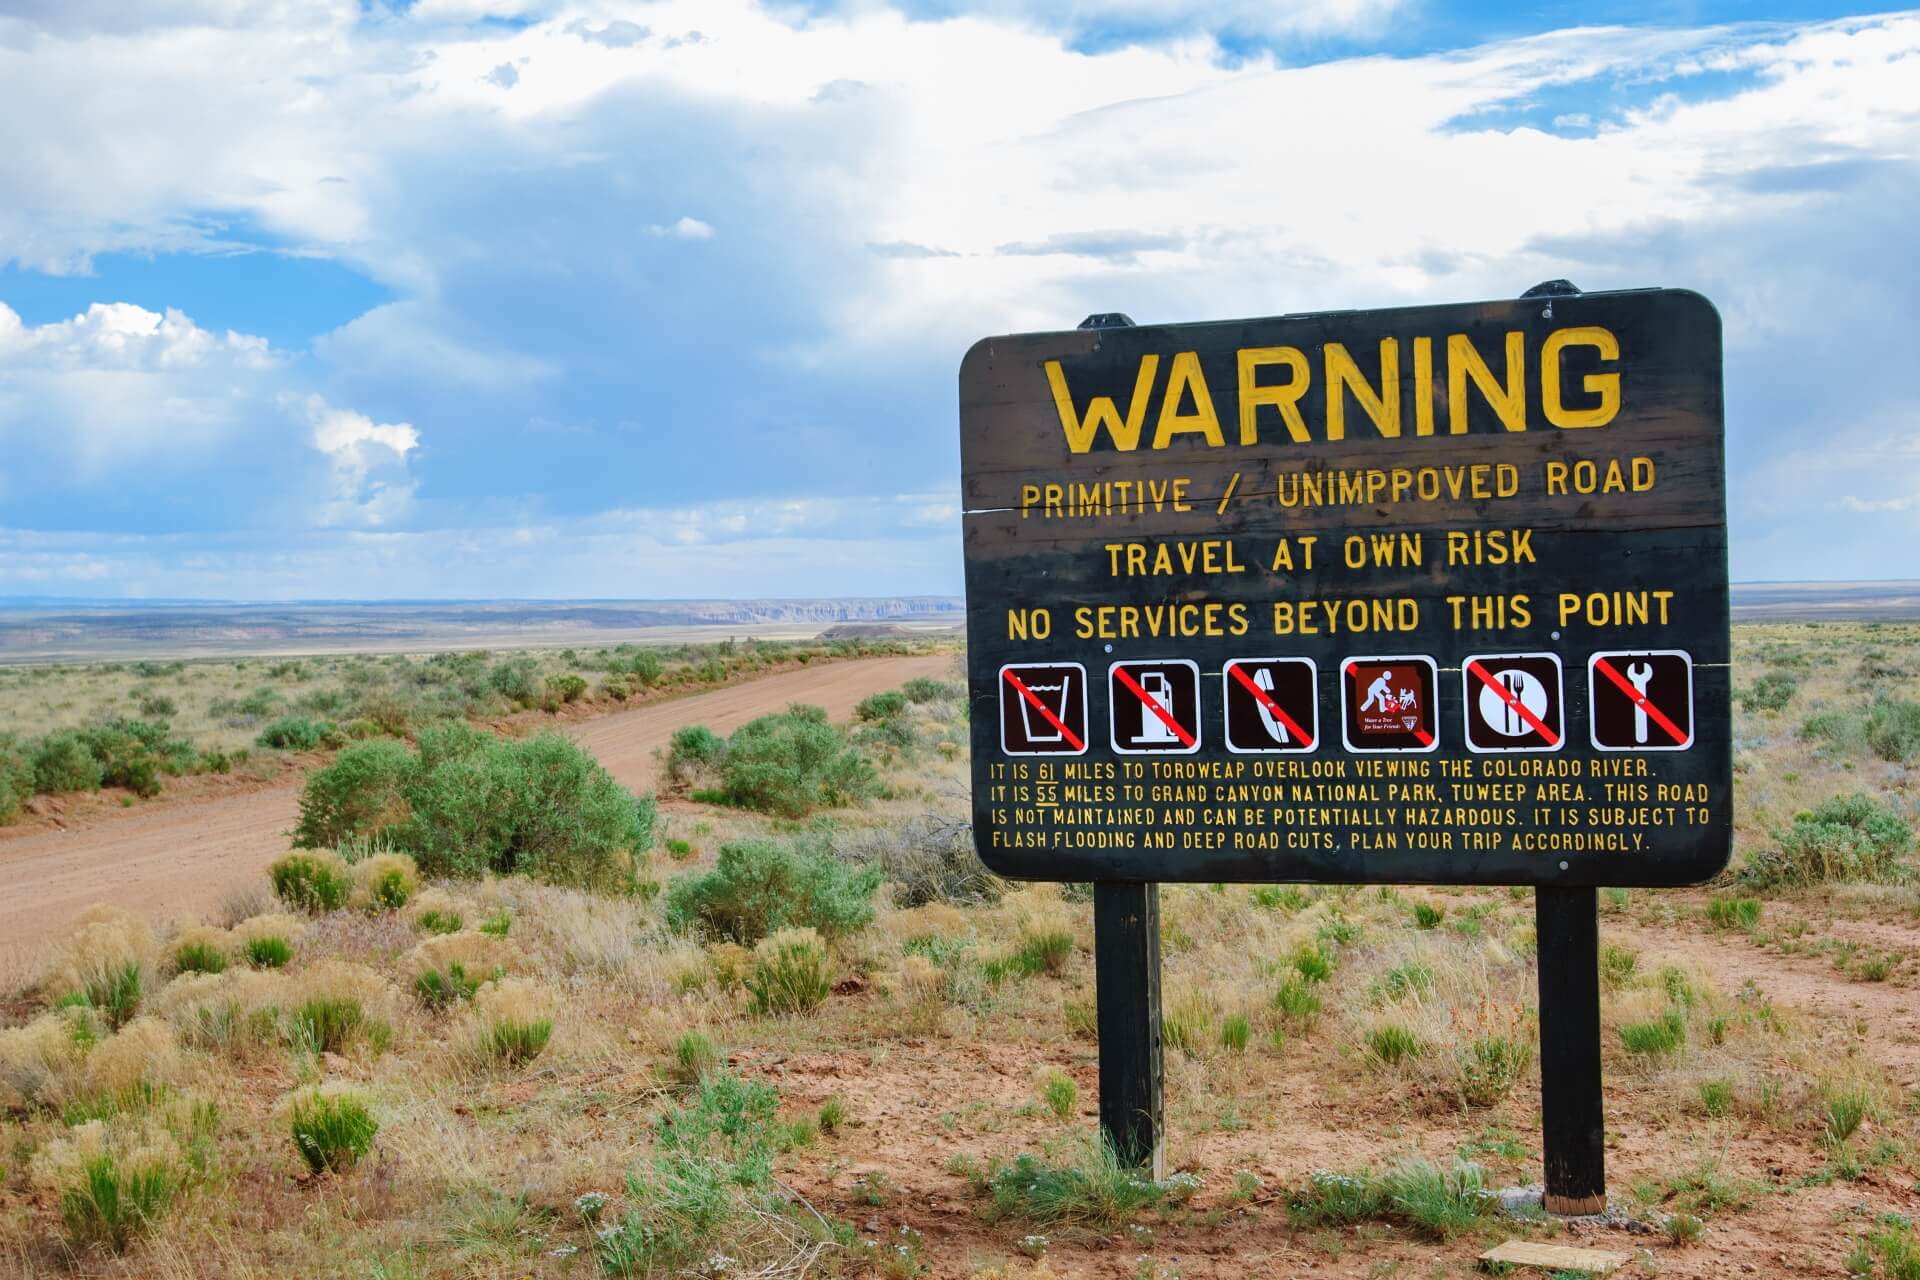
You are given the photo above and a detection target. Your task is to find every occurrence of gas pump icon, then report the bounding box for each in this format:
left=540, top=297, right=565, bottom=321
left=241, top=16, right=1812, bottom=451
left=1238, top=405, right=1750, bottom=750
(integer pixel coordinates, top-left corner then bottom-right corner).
left=1134, top=670, right=1181, bottom=744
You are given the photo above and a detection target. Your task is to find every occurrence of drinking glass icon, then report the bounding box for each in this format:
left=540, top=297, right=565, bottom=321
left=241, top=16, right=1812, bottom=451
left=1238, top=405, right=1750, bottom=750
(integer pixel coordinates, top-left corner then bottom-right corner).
left=1018, top=673, right=1073, bottom=743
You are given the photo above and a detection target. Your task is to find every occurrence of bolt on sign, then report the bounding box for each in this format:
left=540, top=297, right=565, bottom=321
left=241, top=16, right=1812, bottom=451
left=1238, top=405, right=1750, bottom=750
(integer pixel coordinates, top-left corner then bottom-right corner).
left=960, top=288, right=1731, bottom=887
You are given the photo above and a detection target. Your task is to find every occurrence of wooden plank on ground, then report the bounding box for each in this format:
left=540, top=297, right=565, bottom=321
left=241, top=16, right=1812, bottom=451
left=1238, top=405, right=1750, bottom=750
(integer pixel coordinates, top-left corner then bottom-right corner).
left=1479, top=1239, right=1630, bottom=1274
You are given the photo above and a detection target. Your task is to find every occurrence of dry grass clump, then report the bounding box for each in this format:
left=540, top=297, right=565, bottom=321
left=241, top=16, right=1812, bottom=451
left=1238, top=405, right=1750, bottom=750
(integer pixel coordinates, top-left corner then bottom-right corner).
left=0, top=1010, right=93, bottom=1108
left=167, top=925, right=232, bottom=976
left=231, top=912, right=307, bottom=947
left=149, top=968, right=289, bottom=1054
left=83, top=1017, right=182, bottom=1097
left=284, top=1081, right=379, bottom=1175
left=268, top=849, right=353, bottom=914
left=53, top=905, right=160, bottom=1030
left=746, top=928, right=834, bottom=1016
left=401, top=932, right=523, bottom=983
left=30, top=1116, right=193, bottom=1252
left=467, top=977, right=557, bottom=1067
left=352, top=851, right=419, bottom=911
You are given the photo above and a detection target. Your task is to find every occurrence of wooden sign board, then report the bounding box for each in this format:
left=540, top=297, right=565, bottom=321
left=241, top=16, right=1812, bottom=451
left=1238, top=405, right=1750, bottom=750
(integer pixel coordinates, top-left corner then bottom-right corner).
left=960, top=288, right=1729, bottom=888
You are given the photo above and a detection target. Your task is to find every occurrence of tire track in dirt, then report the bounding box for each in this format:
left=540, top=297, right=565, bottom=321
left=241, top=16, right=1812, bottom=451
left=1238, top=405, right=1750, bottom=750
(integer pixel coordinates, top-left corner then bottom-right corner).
left=0, top=654, right=956, bottom=953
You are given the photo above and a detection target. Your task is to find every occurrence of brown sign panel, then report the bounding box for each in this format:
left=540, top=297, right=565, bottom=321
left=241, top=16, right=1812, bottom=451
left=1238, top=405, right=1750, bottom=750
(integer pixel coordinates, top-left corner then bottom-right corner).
left=959, top=288, right=1730, bottom=887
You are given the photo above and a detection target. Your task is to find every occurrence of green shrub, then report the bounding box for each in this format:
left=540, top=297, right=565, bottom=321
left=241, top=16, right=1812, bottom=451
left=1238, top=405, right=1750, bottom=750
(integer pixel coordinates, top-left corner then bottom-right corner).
left=986, top=1137, right=1166, bottom=1230
left=546, top=674, right=588, bottom=704
left=479, top=908, right=512, bottom=938
left=1412, top=902, right=1444, bottom=929
left=291, top=740, right=416, bottom=850
left=488, top=658, right=541, bottom=707
left=138, top=693, right=178, bottom=719
left=415, top=963, right=482, bottom=1011
left=1273, top=978, right=1321, bottom=1024
left=1383, top=1158, right=1493, bottom=1240
left=1699, top=1079, right=1734, bottom=1116
left=244, top=935, right=293, bottom=969
left=482, top=1016, right=553, bottom=1065
left=665, top=836, right=880, bottom=945
left=417, top=908, right=464, bottom=935
left=1619, top=1010, right=1686, bottom=1059
left=1288, top=1168, right=1388, bottom=1228
left=1826, top=1087, right=1872, bottom=1145
left=0, top=736, right=33, bottom=824
left=1038, top=1068, right=1078, bottom=1120
left=289, top=1088, right=378, bottom=1174
left=902, top=677, right=953, bottom=704
left=32, top=732, right=106, bottom=794
left=1744, top=792, right=1914, bottom=889
left=1738, top=673, right=1797, bottom=713
left=269, top=852, right=353, bottom=913
left=1706, top=896, right=1762, bottom=930
left=665, top=725, right=728, bottom=786
left=1868, top=699, right=1920, bottom=762
left=856, top=691, right=909, bottom=723
left=1292, top=943, right=1334, bottom=983
left=290, top=997, right=363, bottom=1055
left=59, top=1151, right=179, bottom=1252
left=670, top=1031, right=724, bottom=1088
left=256, top=717, right=339, bottom=751
left=745, top=929, right=834, bottom=1016
left=1011, top=930, right=1075, bottom=976
left=1456, top=1033, right=1532, bottom=1107
left=67, top=959, right=144, bottom=1031
left=1367, top=1023, right=1423, bottom=1066
left=402, top=733, right=655, bottom=888
left=1220, top=1013, right=1252, bottom=1051
left=703, top=706, right=880, bottom=817
left=173, top=940, right=227, bottom=976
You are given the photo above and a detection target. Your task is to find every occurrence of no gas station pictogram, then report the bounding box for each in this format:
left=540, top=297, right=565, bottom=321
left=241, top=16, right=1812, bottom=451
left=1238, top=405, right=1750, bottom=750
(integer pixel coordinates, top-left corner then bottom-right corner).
left=1108, top=659, right=1202, bottom=754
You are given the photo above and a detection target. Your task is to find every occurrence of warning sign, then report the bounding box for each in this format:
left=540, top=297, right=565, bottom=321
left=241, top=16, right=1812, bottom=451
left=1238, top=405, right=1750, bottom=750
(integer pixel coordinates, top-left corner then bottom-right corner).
left=1589, top=650, right=1694, bottom=751
left=1222, top=658, right=1317, bottom=753
left=998, top=663, right=1088, bottom=756
left=1109, top=659, right=1201, bottom=754
left=1463, top=653, right=1564, bottom=753
left=960, top=286, right=1731, bottom=887
left=1341, top=657, right=1437, bottom=753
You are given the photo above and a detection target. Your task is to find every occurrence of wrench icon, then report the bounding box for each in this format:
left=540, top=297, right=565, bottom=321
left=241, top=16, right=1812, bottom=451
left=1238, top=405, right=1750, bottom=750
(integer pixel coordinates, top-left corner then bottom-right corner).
left=1626, top=661, right=1654, bottom=744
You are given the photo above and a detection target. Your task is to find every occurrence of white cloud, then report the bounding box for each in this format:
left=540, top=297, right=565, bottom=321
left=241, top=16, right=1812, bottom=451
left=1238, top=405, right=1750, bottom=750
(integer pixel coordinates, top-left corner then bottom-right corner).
left=0, top=301, right=281, bottom=474
left=297, top=394, right=421, bottom=528
left=650, top=215, right=715, bottom=239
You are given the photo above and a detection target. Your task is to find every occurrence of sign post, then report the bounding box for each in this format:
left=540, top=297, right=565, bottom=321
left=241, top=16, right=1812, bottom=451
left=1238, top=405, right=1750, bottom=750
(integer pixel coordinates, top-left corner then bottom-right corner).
left=959, top=285, right=1729, bottom=1203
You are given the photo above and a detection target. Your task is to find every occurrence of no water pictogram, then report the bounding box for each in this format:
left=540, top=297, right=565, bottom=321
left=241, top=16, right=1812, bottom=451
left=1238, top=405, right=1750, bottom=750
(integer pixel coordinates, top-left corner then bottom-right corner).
left=1341, top=656, right=1438, bottom=753
left=1223, top=658, right=1317, bottom=753
left=1463, top=653, right=1564, bottom=753
left=1589, top=650, right=1694, bottom=751
left=999, top=662, right=1088, bottom=756
left=1109, top=659, right=1202, bottom=754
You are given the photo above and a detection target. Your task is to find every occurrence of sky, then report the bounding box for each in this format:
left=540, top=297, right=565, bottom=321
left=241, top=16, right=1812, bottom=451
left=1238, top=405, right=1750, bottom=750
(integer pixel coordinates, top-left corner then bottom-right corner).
left=1, top=1, right=1917, bottom=600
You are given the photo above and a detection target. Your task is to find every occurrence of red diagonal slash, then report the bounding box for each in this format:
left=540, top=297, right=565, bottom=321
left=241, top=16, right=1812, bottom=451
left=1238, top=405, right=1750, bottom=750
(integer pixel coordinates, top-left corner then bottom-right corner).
left=1003, top=669, right=1084, bottom=752
left=1227, top=662, right=1314, bottom=749
left=1346, top=663, right=1434, bottom=746
left=1466, top=660, right=1560, bottom=747
left=1593, top=656, right=1687, bottom=745
left=1112, top=665, right=1197, bottom=748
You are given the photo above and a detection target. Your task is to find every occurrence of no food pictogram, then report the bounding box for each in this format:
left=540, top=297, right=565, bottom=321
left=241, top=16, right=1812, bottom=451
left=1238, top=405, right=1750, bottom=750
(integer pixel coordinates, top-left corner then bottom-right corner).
left=1341, top=656, right=1438, bottom=753
left=1109, top=659, right=1202, bottom=754
left=999, top=662, right=1088, bottom=756
left=1462, top=653, right=1564, bottom=753
left=1589, top=650, right=1694, bottom=751
left=1222, top=658, right=1317, bottom=753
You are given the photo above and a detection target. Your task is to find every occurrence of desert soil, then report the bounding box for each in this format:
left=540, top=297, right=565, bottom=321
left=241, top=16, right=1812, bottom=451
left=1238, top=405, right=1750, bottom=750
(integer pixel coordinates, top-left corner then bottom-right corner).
left=0, top=653, right=953, bottom=952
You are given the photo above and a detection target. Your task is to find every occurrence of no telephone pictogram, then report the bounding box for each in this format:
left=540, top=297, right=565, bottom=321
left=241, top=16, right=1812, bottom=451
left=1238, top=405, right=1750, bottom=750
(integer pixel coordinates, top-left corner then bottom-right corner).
left=1342, top=656, right=1438, bottom=753
left=1109, top=659, right=1202, bottom=754
left=1463, top=653, right=1564, bottom=753
left=1223, top=658, right=1317, bottom=753
left=1589, top=650, right=1694, bottom=751
left=999, top=662, right=1088, bottom=756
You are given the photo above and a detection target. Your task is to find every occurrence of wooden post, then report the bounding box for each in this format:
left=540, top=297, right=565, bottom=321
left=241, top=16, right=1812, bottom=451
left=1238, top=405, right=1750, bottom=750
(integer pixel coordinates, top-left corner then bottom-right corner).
left=1535, top=885, right=1607, bottom=1215
left=1093, top=881, right=1165, bottom=1178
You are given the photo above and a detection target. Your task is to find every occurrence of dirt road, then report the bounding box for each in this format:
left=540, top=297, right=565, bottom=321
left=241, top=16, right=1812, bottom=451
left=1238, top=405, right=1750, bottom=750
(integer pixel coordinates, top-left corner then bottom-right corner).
left=0, top=654, right=955, bottom=952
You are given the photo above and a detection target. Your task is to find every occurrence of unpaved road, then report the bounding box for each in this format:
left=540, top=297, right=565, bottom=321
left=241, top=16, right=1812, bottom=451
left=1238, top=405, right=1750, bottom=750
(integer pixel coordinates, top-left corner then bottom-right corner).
left=0, top=654, right=954, bottom=951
